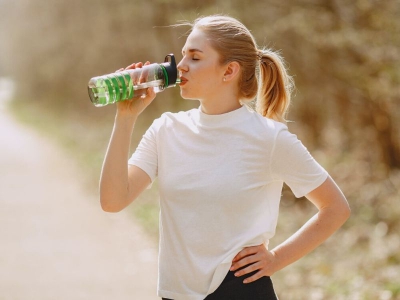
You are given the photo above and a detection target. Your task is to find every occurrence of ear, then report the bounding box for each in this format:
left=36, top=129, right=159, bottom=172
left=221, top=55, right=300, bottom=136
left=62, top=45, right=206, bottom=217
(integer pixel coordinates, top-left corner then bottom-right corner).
left=223, top=61, right=240, bottom=82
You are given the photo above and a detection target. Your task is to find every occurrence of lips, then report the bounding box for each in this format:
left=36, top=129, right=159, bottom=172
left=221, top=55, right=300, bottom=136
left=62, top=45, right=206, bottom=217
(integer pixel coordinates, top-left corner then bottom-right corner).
left=179, top=77, right=188, bottom=86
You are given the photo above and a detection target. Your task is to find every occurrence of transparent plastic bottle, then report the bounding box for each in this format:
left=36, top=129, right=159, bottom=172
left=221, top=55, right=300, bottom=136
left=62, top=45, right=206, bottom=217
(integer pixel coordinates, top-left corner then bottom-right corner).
left=88, top=54, right=178, bottom=107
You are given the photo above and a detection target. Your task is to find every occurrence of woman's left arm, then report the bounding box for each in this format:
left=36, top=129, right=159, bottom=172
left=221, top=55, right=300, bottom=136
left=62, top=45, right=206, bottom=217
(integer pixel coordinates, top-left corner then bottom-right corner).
left=230, top=176, right=351, bottom=283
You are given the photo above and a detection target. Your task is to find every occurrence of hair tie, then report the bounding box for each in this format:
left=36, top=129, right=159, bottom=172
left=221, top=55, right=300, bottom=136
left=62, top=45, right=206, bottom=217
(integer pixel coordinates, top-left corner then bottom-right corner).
left=258, top=51, right=274, bottom=66
left=257, top=50, right=264, bottom=62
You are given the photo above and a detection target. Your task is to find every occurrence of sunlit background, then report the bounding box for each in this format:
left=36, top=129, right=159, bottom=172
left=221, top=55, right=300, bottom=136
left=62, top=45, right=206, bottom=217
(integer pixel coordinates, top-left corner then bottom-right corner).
left=0, top=0, right=399, bottom=299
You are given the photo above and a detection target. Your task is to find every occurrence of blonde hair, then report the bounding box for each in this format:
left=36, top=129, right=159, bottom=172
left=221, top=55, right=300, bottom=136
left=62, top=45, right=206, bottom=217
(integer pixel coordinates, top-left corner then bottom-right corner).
left=187, top=15, right=294, bottom=122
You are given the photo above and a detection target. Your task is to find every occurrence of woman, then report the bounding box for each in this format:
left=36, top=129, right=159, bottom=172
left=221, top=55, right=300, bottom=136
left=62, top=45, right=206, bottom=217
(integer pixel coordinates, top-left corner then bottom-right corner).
left=99, top=15, right=351, bottom=300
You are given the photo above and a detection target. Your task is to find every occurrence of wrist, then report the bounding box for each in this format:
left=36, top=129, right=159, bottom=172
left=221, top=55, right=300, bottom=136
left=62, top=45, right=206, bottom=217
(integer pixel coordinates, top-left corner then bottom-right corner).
left=268, top=248, right=285, bottom=274
left=115, top=111, right=138, bottom=124
left=114, top=112, right=138, bottom=135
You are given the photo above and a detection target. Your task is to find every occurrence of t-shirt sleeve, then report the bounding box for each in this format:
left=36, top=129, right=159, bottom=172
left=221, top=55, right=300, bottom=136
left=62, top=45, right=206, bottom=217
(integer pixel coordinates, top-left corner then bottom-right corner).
left=128, top=119, right=159, bottom=182
left=270, top=125, right=328, bottom=198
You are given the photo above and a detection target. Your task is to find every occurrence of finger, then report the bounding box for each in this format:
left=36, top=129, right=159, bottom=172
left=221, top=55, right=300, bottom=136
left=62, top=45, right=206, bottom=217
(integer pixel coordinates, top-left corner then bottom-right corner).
left=146, top=87, right=156, bottom=98
left=142, top=87, right=156, bottom=103
left=125, top=62, right=143, bottom=70
left=124, top=63, right=136, bottom=70
left=127, top=62, right=143, bottom=84
left=231, top=254, right=260, bottom=271
left=234, top=261, right=262, bottom=277
left=115, top=68, right=124, bottom=73
left=232, top=246, right=259, bottom=262
left=139, top=61, right=151, bottom=84
left=243, top=270, right=264, bottom=284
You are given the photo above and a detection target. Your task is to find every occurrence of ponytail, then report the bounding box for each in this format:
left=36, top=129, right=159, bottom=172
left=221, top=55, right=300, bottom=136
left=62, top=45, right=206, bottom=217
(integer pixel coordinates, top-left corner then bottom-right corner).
left=256, top=49, right=294, bottom=123
left=183, top=15, right=293, bottom=123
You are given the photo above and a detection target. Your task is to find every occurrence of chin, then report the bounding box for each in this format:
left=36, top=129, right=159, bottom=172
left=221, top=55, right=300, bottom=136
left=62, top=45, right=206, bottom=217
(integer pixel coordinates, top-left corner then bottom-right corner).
left=180, top=91, right=198, bottom=101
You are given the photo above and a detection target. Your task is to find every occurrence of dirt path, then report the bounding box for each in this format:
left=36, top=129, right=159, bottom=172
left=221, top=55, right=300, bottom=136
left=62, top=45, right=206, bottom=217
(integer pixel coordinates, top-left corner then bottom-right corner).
left=0, top=81, right=159, bottom=299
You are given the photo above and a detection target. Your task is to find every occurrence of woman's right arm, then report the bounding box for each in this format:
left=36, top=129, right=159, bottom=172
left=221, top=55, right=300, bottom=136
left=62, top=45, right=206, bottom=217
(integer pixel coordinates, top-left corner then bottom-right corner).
left=99, top=62, right=156, bottom=212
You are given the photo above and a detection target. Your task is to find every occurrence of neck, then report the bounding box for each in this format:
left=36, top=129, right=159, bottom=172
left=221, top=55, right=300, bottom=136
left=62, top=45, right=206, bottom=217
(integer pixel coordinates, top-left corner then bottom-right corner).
left=199, top=91, right=242, bottom=115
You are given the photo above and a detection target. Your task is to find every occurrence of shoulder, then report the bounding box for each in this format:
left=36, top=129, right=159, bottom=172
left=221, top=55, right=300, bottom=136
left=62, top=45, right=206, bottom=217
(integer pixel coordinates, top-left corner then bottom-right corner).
left=245, top=108, right=288, bottom=137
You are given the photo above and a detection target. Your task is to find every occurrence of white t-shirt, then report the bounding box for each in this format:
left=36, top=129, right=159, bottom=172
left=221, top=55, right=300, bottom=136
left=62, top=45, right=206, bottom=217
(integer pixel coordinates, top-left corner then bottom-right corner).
left=128, top=105, right=328, bottom=300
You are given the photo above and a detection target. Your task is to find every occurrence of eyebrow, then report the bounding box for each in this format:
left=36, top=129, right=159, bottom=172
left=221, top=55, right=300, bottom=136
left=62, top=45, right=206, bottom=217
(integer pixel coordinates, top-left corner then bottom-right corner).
left=182, top=48, right=204, bottom=55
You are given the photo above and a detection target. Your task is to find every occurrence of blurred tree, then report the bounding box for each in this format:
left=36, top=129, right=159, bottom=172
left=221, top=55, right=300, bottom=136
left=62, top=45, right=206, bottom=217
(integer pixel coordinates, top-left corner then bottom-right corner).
left=252, top=0, right=400, bottom=173
left=1, top=0, right=398, bottom=173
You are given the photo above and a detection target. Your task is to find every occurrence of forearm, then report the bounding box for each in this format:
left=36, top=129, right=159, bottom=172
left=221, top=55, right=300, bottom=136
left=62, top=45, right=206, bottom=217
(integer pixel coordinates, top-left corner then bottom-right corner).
left=271, top=205, right=350, bottom=272
left=231, top=178, right=350, bottom=283
left=99, top=113, right=137, bottom=211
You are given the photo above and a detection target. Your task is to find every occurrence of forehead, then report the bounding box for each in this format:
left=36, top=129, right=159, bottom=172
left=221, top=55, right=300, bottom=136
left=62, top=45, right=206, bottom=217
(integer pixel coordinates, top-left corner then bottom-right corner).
left=182, top=28, right=211, bottom=53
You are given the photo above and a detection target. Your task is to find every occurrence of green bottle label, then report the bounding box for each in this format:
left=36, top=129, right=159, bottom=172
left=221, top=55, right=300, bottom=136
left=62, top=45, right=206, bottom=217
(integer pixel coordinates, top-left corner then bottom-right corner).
left=103, top=78, right=114, bottom=103
left=125, top=73, right=134, bottom=99
left=109, top=75, right=121, bottom=101
left=116, top=73, right=128, bottom=100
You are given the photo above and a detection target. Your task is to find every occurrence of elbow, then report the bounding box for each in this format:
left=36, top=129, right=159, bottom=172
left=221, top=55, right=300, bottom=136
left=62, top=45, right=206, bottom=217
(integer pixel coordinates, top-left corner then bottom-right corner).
left=342, top=203, right=351, bottom=222
left=101, top=202, right=122, bottom=213
left=322, top=199, right=351, bottom=226
left=100, top=201, right=121, bottom=213
left=336, top=200, right=351, bottom=225
left=100, top=194, right=125, bottom=213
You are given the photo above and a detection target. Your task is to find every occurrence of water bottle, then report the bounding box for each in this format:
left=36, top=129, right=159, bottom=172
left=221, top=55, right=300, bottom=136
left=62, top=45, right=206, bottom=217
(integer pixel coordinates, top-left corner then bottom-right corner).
left=88, top=54, right=178, bottom=107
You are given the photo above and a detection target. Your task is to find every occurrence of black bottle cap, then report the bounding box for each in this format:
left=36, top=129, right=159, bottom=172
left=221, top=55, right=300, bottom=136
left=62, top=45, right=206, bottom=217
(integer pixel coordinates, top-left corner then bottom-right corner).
left=161, top=54, right=178, bottom=87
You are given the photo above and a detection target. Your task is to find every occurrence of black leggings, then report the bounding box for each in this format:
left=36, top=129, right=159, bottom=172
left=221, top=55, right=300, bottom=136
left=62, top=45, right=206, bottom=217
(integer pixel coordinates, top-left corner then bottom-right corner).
left=162, top=266, right=278, bottom=300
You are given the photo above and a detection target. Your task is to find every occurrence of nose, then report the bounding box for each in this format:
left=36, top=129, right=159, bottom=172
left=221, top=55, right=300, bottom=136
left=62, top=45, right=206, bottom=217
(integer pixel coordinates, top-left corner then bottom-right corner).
left=177, top=58, right=188, bottom=75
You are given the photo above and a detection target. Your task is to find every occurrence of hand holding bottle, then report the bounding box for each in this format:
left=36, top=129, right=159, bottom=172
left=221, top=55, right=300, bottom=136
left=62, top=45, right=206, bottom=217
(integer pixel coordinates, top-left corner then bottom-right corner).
left=114, top=61, right=157, bottom=118
left=87, top=53, right=178, bottom=111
